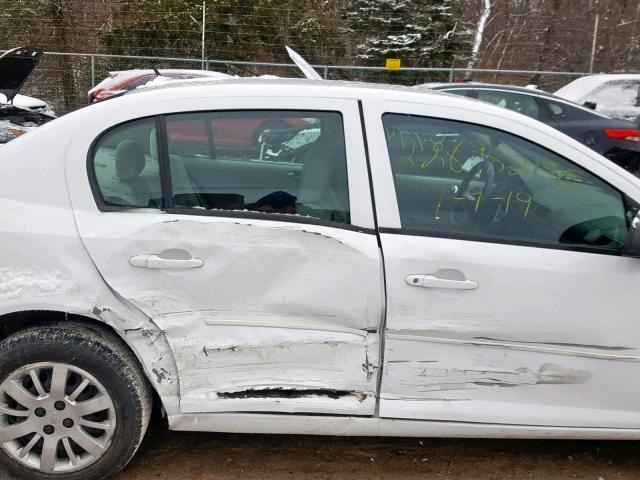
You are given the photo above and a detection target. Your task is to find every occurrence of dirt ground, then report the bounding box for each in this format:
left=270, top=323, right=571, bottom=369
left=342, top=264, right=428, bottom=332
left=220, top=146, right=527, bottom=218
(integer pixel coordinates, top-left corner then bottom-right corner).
left=115, top=416, right=640, bottom=480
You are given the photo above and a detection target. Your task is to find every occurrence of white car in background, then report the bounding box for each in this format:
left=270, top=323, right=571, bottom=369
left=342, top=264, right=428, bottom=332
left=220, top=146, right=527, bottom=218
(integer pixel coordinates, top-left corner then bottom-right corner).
left=555, top=74, right=640, bottom=123
left=11, top=93, right=55, bottom=116
left=3, top=75, right=640, bottom=479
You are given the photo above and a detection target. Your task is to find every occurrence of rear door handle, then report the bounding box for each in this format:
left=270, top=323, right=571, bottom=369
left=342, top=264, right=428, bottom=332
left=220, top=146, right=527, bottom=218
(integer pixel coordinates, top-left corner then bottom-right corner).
left=406, top=274, right=478, bottom=290
left=130, top=254, right=204, bottom=269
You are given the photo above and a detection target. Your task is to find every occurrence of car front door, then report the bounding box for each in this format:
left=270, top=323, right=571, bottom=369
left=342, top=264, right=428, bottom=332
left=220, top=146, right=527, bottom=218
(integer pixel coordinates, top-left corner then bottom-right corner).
left=67, top=96, right=383, bottom=416
left=363, top=98, right=640, bottom=428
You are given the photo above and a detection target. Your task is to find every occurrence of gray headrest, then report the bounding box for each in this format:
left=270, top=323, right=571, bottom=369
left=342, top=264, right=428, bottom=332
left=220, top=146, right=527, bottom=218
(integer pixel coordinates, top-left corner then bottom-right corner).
left=115, top=140, right=145, bottom=182
left=150, top=128, right=158, bottom=159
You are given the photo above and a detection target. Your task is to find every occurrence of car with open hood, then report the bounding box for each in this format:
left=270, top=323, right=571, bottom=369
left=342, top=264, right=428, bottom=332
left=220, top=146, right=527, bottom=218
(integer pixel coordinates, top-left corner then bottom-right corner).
left=0, top=47, right=56, bottom=144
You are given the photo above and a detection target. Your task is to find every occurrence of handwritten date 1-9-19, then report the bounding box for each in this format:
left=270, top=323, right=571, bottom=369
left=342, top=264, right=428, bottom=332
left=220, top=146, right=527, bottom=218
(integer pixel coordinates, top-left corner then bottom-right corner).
left=435, top=186, right=533, bottom=219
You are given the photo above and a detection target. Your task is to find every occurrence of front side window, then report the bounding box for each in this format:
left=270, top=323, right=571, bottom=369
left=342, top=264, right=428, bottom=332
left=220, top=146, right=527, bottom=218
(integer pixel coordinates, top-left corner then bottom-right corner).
left=165, top=110, right=350, bottom=224
left=91, top=117, right=163, bottom=208
left=475, top=90, right=541, bottom=119
left=383, top=113, right=630, bottom=252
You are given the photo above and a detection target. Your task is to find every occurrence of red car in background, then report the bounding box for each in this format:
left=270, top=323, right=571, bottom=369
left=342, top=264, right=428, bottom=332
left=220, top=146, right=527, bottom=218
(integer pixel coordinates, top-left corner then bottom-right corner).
left=88, top=69, right=231, bottom=103
left=90, top=69, right=306, bottom=149
left=166, top=115, right=310, bottom=152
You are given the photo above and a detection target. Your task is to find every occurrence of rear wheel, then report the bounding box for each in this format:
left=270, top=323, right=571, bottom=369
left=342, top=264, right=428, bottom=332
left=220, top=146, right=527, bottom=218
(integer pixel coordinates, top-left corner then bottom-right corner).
left=0, top=325, right=151, bottom=480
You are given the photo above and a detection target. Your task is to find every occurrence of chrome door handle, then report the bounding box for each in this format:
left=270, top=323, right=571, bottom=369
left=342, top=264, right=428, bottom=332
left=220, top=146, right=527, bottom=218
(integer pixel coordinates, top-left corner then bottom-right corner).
left=406, top=274, right=478, bottom=290
left=130, top=254, right=204, bottom=269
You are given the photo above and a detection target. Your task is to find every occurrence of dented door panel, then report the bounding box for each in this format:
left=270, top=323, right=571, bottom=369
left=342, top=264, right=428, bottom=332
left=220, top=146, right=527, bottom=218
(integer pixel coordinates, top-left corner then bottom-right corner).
left=377, top=233, right=640, bottom=427
left=175, top=320, right=378, bottom=413
left=74, top=212, right=382, bottom=415
left=68, top=96, right=383, bottom=416
left=382, top=335, right=640, bottom=427
left=360, top=98, right=640, bottom=428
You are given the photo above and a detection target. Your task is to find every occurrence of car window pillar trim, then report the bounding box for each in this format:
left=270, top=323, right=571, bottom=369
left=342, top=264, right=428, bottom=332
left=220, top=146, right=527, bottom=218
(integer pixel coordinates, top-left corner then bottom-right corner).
left=155, top=115, right=173, bottom=210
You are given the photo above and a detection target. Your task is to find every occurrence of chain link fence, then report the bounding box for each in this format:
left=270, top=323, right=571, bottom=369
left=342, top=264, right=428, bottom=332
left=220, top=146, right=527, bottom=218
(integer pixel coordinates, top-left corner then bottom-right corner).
left=17, top=51, right=599, bottom=116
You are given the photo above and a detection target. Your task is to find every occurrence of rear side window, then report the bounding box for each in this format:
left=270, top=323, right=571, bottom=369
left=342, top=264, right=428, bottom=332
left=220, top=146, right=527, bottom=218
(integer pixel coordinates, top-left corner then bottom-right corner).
left=165, top=110, right=350, bottom=224
left=383, top=113, right=629, bottom=253
left=545, top=100, right=590, bottom=121
left=91, top=117, right=163, bottom=209
left=475, top=90, right=541, bottom=119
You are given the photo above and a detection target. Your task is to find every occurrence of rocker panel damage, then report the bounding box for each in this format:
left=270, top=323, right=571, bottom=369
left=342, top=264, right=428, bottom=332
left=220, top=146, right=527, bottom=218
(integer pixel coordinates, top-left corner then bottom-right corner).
left=380, top=333, right=640, bottom=428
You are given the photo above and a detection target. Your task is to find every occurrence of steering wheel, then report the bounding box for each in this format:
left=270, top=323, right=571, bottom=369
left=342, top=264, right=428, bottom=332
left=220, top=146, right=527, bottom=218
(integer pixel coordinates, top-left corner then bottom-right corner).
left=450, top=159, right=497, bottom=228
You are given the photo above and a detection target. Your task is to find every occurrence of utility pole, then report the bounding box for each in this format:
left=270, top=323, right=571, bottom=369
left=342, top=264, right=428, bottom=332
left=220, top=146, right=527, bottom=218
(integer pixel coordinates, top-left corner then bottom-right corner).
left=589, top=14, right=599, bottom=74
left=201, top=1, right=206, bottom=70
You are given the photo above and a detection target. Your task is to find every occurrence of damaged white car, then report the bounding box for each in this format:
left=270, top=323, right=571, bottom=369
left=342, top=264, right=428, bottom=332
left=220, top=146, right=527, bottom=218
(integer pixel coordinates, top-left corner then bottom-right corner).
left=2, top=74, right=640, bottom=479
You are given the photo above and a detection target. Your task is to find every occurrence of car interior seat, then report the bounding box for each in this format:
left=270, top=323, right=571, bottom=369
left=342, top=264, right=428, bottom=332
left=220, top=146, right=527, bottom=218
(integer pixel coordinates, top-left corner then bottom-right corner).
left=149, top=128, right=203, bottom=208
left=296, top=120, right=350, bottom=223
left=109, top=139, right=160, bottom=207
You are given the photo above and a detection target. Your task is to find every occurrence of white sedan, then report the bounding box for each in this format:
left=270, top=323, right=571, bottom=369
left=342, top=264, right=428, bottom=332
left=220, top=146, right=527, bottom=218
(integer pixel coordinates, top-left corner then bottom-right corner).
left=1, top=78, right=640, bottom=479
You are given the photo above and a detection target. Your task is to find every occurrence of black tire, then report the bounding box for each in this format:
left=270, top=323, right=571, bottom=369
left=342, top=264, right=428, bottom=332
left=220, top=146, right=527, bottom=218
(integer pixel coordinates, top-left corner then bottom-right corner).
left=0, top=324, right=152, bottom=480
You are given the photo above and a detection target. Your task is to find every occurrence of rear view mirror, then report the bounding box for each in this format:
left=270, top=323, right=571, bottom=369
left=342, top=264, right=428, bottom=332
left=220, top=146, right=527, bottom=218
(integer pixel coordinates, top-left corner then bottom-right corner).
left=583, top=101, right=597, bottom=110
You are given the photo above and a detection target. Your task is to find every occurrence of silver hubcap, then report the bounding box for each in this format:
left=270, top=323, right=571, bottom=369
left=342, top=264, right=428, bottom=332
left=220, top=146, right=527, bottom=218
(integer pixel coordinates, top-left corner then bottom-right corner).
left=0, top=362, right=116, bottom=474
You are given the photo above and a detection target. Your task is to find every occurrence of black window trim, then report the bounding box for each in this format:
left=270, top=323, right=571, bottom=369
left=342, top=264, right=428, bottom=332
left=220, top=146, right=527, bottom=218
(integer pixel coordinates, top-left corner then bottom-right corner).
left=156, top=115, right=173, bottom=209
left=378, top=227, right=624, bottom=256
left=87, top=110, right=376, bottom=235
left=381, top=112, right=632, bottom=257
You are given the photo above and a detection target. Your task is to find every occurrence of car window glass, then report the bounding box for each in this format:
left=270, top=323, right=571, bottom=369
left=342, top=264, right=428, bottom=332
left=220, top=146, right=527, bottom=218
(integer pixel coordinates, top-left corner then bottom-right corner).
left=442, top=89, right=470, bottom=97
left=123, top=75, right=153, bottom=91
left=590, top=82, right=640, bottom=107
left=383, top=113, right=629, bottom=252
left=91, top=117, right=163, bottom=208
left=164, top=110, right=350, bottom=224
left=547, top=101, right=564, bottom=116
left=545, top=100, right=588, bottom=120
left=475, top=90, right=540, bottom=119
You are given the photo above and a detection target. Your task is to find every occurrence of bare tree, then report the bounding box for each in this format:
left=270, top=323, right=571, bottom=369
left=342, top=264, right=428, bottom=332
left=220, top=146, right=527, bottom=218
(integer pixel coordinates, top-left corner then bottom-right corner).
left=465, top=0, right=491, bottom=78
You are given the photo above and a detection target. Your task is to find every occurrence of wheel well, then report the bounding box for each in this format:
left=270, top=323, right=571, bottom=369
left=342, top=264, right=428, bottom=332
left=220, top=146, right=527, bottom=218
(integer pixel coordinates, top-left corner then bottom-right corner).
left=0, top=310, right=113, bottom=342
left=0, top=310, right=162, bottom=408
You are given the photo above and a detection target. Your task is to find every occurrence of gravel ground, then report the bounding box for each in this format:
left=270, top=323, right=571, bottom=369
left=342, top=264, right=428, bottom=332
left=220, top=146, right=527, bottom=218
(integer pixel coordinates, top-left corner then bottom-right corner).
left=115, top=416, right=640, bottom=480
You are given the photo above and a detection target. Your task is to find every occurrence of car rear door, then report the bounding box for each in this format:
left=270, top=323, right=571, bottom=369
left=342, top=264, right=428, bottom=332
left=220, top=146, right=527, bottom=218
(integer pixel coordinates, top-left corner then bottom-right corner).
left=67, top=95, right=383, bottom=416
left=363, top=98, right=640, bottom=428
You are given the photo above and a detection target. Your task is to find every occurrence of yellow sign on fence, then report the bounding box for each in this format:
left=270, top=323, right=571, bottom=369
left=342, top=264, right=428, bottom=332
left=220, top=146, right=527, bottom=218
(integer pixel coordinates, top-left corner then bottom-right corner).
left=386, top=58, right=401, bottom=71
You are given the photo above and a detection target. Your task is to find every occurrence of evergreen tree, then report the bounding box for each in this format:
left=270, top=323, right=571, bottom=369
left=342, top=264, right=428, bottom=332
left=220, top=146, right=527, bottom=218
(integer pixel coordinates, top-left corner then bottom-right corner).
left=344, top=0, right=468, bottom=67
left=101, top=0, right=345, bottom=67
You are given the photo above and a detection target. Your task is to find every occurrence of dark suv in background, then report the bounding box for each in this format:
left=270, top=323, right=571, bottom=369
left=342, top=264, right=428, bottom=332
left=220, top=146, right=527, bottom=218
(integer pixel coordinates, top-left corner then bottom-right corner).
left=419, top=83, right=640, bottom=174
